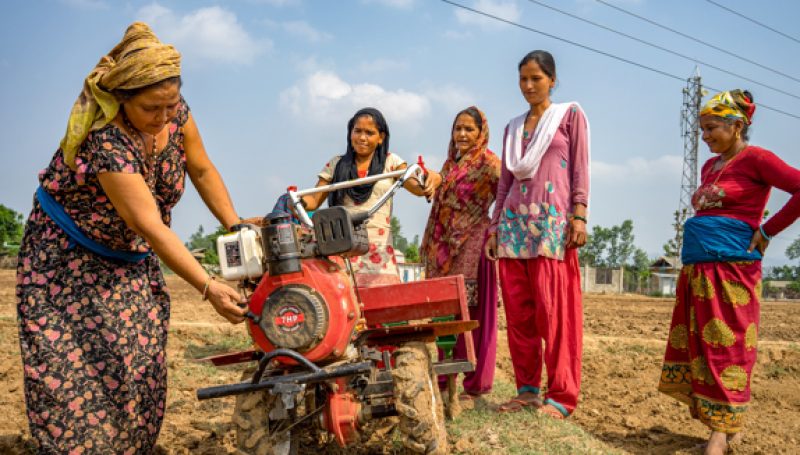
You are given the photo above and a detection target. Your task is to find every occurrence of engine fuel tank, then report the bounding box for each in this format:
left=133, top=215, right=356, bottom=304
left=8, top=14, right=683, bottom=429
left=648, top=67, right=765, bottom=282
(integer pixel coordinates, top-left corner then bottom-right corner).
left=247, top=257, right=360, bottom=362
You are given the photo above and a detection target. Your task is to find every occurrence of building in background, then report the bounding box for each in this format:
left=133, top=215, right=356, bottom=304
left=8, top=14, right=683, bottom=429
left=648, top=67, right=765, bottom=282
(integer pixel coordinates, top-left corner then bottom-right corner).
left=395, top=251, right=424, bottom=282
left=649, top=256, right=681, bottom=296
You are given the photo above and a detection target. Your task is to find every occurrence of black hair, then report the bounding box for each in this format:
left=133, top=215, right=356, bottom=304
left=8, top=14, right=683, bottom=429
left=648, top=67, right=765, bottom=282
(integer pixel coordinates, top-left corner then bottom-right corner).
left=719, top=89, right=754, bottom=141
left=328, top=107, right=390, bottom=207
left=454, top=107, right=483, bottom=131
left=518, top=50, right=557, bottom=81
left=737, top=90, right=753, bottom=141
left=112, top=76, right=183, bottom=103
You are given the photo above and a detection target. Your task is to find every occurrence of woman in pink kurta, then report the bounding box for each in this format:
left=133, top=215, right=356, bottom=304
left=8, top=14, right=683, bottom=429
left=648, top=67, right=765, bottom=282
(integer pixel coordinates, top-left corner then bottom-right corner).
left=486, top=50, right=590, bottom=419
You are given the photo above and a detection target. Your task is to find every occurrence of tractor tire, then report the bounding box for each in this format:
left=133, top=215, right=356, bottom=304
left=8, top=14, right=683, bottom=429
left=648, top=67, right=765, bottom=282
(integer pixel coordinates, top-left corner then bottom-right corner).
left=392, top=342, right=449, bottom=454
left=232, top=370, right=298, bottom=455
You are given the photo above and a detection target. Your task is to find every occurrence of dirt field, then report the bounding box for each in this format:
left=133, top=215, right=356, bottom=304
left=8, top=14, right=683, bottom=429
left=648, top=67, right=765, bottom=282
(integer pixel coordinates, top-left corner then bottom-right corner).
left=1, top=269, right=798, bottom=454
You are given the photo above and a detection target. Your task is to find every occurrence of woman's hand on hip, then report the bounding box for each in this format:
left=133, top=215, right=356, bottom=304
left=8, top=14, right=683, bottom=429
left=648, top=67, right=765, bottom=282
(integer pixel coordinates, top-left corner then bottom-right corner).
left=748, top=229, right=770, bottom=255
left=206, top=281, right=248, bottom=324
left=484, top=234, right=498, bottom=261
left=566, top=218, right=587, bottom=249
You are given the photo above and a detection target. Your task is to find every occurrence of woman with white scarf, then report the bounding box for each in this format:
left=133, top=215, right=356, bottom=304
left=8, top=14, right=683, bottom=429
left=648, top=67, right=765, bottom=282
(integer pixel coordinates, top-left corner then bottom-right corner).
left=486, top=50, right=590, bottom=419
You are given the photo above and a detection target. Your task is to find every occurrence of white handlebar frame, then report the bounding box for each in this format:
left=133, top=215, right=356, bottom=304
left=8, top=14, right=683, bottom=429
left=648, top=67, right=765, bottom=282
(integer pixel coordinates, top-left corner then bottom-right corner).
left=287, top=163, right=425, bottom=228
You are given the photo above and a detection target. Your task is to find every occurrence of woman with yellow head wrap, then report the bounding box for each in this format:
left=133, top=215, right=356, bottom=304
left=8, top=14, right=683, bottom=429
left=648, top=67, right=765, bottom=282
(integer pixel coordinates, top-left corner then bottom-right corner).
left=16, top=22, right=247, bottom=452
left=658, top=89, right=800, bottom=455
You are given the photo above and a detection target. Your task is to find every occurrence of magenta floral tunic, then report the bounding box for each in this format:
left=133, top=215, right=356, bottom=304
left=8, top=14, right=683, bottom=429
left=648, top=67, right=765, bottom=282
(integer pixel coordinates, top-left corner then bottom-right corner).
left=16, top=99, right=190, bottom=453
left=489, top=106, right=589, bottom=260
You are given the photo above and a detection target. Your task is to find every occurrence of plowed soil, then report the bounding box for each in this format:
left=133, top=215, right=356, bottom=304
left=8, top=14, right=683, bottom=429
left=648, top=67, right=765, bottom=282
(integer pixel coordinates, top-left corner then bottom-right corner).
left=1, top=270, right=798, bottom=454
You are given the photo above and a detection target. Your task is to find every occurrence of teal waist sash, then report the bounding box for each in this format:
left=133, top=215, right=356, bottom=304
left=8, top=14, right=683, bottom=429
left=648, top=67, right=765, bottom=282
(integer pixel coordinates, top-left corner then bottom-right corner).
left=681, top=215, right=761, bottom=264
left=36, top=186, right=150, bottom=263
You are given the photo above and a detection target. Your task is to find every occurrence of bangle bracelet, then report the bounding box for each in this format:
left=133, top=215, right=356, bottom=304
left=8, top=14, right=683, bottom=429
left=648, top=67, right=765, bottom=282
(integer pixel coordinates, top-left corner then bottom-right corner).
left=759, top=225, right=772, bottom=241
left=573, top=215, right=588, bottom=223
left=201, top=276, right=216, bottom=301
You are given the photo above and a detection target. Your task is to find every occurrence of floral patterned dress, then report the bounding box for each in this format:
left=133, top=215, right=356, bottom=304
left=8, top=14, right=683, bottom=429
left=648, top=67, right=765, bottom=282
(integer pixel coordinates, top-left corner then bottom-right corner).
left=489, top=105, right=590, bottom=260
left=16, top=99, right=190, bottom=453
left=658, top=146, right=800, bottom=434
left=318, top=153, right=406, bottom=286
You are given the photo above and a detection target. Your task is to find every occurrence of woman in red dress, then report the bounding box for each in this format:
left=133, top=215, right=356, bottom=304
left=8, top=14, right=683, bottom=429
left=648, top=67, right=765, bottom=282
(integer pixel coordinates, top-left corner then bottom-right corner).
left=658, top=89, right=800, bottom=455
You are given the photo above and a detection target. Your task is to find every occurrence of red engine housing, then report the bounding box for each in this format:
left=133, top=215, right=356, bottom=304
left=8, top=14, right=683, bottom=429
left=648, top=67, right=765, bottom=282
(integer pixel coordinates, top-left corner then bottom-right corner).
left=247, top=257, right=359, bottom=363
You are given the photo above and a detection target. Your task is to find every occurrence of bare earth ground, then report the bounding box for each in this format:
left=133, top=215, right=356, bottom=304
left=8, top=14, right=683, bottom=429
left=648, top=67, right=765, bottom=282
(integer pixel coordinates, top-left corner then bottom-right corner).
left=1, top=269, right=798, bottom=454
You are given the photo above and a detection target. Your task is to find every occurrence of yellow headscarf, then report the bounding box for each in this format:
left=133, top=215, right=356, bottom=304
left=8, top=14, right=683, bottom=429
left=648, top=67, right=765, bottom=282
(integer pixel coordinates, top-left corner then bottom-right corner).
left=699, top=89, right=756, bottom=125
left=60, top=22, right=181, bottom=169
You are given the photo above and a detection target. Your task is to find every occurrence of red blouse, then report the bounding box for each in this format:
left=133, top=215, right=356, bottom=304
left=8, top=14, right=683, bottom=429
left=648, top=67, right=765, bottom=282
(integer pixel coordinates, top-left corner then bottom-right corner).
left=693, top=145, right=800, bottom=237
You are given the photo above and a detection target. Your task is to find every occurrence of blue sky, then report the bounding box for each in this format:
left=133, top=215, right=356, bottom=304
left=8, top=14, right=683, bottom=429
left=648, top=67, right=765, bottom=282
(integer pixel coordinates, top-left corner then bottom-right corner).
left=1, top=0, right=799, bottom=268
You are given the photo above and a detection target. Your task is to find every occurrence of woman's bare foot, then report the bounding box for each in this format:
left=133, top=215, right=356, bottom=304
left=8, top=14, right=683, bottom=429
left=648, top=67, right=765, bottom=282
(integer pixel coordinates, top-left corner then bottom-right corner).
left=704, top=431, right=728, bottom=455
left=727, top=432, right=742, bottom=444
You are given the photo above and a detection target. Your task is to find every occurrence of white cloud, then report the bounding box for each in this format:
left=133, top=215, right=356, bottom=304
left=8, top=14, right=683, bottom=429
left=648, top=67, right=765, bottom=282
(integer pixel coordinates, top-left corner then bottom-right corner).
left=282, top=20, right=333, bottom=43
left=455, top=0, right=520, bottom=29
left=245, top=0, right=301, bottom=6
left=362, top=0, right=416, bottom=9
left=592, top=155, right=682, bottom=185
left=356, top=58, right=408, bottom=74
left=60, top=0, right=108, bottom=9
left=424, top=84, right=475, bottom=114
left=137, top=3, right=268, bottom=65
left=443, top=30, right=472, bottom=40
left=280, top=71, right=431, bottom=128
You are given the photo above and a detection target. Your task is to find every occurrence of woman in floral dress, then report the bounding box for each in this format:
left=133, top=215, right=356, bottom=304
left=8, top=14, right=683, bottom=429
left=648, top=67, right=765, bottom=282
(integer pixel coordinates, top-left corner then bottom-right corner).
left=16, top=23, right=246, bottom=453
left=300, top=107, right=439, bottom=286
left=658, top=90, right=800, bottom=455
left=421, top=106, right=500, bottom=398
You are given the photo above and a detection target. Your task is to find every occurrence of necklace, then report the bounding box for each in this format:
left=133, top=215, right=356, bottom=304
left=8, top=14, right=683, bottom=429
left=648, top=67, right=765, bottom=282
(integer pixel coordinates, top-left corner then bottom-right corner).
left=121, top=111, right=153, bottom=155
left=711, top=143, right=747, bottom=181
left=523, top=107, right=543, bottom=139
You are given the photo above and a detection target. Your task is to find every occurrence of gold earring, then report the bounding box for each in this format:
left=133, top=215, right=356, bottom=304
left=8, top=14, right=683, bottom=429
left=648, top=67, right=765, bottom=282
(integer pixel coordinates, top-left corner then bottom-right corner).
left=735, top=130, right=741, bottom=140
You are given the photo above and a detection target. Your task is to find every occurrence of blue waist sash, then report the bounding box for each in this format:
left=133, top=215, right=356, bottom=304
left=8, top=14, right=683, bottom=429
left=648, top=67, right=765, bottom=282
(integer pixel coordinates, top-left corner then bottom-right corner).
left=36, top=186, right=150, bottom=263
left=681, top=215, right=762, bottom=264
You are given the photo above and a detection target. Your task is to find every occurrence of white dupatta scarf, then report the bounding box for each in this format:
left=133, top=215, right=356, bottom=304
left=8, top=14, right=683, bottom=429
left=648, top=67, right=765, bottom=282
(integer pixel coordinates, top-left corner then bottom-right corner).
left=504, top=102, right=587, bottom=181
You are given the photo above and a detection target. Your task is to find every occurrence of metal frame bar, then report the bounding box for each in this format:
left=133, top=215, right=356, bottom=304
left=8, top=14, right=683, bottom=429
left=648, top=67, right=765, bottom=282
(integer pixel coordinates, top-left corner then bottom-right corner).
left=287, top=163, right=424, bottom=228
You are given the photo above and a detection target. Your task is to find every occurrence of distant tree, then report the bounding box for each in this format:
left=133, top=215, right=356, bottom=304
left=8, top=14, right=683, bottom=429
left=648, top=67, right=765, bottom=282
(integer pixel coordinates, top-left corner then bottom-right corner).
left=185, top=225, right=227, bottom=265
left=390, top=216, right=409, bottom=252
left=606, top=220, right=635, bottom=268
left=787, top=236, right=800, bottom=261
left=405, top=243, right=420, bottom=263
left=626, top=247, right=652, bottom=293
left=662, top=208, right=689, bottom=257
left=579, top=220, right=636, bottom=268
left=0, top=204, right=24, bottom=256
left=578, top=226, right=608, bottom=267
left=766, top=265, right=799, bottom=281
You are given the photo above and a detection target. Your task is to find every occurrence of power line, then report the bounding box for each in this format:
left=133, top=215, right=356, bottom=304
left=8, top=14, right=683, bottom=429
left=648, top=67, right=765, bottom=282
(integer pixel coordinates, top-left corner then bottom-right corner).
left=440, top=0, right=684, bottom=81
left=595, top=0, right=800, bottom=85
left=525, top=0, right=800, bottom=100
left=437, top=0, right=800, bottom=121
left=704, top=0, right=800, bottom=45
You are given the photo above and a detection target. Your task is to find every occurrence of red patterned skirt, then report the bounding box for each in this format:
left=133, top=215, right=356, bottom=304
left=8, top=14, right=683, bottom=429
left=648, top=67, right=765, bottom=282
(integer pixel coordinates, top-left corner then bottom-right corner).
left=658, top=260, right=761, bottom=434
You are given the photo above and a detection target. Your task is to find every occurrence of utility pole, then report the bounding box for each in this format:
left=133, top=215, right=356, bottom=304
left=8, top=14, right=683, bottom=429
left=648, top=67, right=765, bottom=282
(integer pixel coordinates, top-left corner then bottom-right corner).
left=676, top=68, right=703, bottom=255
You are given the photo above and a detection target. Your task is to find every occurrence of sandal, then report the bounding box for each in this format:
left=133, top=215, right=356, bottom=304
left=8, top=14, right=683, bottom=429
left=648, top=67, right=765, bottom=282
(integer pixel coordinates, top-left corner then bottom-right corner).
left=458, top=393, right=480, bottom=402
left=539, top=404, right=566, bottom=420
left=497, top=396, right=543, bottom=413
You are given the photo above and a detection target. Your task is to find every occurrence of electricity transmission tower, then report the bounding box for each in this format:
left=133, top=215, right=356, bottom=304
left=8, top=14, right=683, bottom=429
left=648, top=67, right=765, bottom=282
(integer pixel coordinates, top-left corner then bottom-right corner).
left=675, top=70, right=703, bottom=254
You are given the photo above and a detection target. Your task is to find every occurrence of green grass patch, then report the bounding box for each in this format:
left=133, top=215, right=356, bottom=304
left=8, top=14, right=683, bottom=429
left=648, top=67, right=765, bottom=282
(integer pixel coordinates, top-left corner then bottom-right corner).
left=446, top=380, right=622, bottom=454
left=762, top=363, right=799, bottom=380
left=603, top=343, right=657, bottom=356
left=183, top=332, right=254, bottom=360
